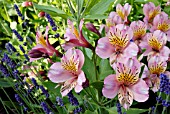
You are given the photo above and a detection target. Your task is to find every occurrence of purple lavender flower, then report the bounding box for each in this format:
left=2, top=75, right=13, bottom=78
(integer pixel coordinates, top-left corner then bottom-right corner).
left=116, top=102, right=122, bottom=114
left=55, top=33, right=60, bottom=38
left=2, top=53, right=16, bottom=69
left=39, top=85, right=49, bottom=98
left=56, top=96, right=64, bottom=106
left=8, top=43, right=17, bottom=52
left=14, top=4, right=24, bottom=20
left=162, top=100, right=170, bottom=107
left=24, top=54, right=29, bottom=61
left=45, top=13, right=57, bottom=31
left=40, top=102, right=52, bottom=114
left=159, top=73, right=170, bottom=95
left=15, top=94, right=24, bottom=106
left=12, top=29, right=23, bottom=41
left=5, top=43, right=12, bottom=53
left=31, top=78, right=39, bottom=89
left=19, top=45, right=25, bottom=53
left=12, top=69, right=19, bottom=79
left=0, top=63, right=10, bottom=77
left=67, top=91, right=79, bottom=106
left=73, top=107, right=82, bottom=114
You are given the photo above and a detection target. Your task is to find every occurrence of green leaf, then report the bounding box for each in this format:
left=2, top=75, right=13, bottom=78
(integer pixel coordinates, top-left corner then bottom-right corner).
left=84, top=14, right=108, bottom=20
left=0, top=78, right=14, bottom=88
left=89, top=0, right=115, bottom=15
left=164, top=6, right=170, bottom=15
left=0, top=20, right=11, bottom=36
left=82, top=52, right=96, bottom=83
left=33, top=3, right=68, bottom=19
left=91, top=81, right=103, bottom=94
left=75, top=0, right=84, bottom=14
left=125, top=108, right=148, bottom=114
left=84, top=110, right=98, bottom=114
left=99, top=59, right=114, bottom=80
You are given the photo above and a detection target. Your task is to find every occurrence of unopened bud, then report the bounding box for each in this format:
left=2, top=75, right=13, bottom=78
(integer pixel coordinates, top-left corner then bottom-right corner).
left=86, top=23, right=101, bottom=37
left=38, top=12, right=45, bottom=17
left=22, top=1, right=33, bottom=7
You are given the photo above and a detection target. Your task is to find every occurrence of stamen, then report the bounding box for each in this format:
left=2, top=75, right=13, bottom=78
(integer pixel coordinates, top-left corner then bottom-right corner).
left=61, top=56, right=79, bottom=74
left=109, top=32, right=129, bottom=48
left=149, top=62, right=166, bottom=75
left=148, top=37, right=162, bottom=51
left=157, top=22, right=170, bottom=32
left=117, top=10, right=125, bottom=20
left=38, top=36, right=47, bottom=47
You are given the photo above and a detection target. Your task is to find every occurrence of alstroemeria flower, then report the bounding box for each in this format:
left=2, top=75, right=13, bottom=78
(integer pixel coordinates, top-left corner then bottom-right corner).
left=96, top=24, right=138, bottom=65
left=143, top=2, right=161, bottom=25
left=151, top=12, right=170, bottom=41
left=115, top=3, right=131, bottom=22
left=28, top=26, right=62, bottom=61
left=102, top=58, right=149, bottom=109
left=62, top=19, right=93, bottom=50
left=139, top=30, right=169, bottom=61
left=141, top=57, right=167, bottom=92
left=48, top=49, right=86, bottom=96
left=130, top=20, right=147, bottom=44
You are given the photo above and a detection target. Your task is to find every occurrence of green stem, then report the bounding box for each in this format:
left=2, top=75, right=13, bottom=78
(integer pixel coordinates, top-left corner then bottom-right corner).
left=154, top=92, right=162, bottom=114
left=92, top=50, right=98, bottom=81
left=162, top=94, right=169, bottom=114
left=81, top=0, right=90, bottom=18
left=3, top=2, right=11, bottom=22
left=1, top=87, right=20, bottom=114
left=0, top=96, right=9, bottom=114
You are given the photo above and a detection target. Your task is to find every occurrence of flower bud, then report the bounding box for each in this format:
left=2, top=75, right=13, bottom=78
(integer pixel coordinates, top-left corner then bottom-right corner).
left=22, top=1, right=33, bottom=7
left=28, top=49, right=44, bottom=58
left=38, top=12, right=45, bottom=17
left=86, top=23, right=101, bottom=37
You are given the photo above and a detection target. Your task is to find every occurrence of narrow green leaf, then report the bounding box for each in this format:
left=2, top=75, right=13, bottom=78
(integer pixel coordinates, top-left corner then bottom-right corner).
left=84, top=14, right=108, bottom=20
left=82, top=53, right=96, bottom=83
left=0, top=21, right=11, bottom=36
left=89, top=0, right=115, bottom=15
left=33, top=3, right=68, bottom=19
left=0, top=78, right=14, bottom=88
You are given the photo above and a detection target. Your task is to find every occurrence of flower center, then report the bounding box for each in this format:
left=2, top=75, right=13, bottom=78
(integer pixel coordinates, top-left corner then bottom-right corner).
left=149, top=62, right=166, bottom=75
left=149, top=9, right=160, bottom=22
left=157, top=22, right=170, bottom=32
left=117, top=10, right=125, bottom=20
left=61, top=56, right=79, bottom=74
left=133, top=27, right=146, bottom=39
left=38, top=36, right=47, bottom=48
left=109, top=31, right=129, bottom=48
left=73, top=28, right=80, bottom=39
left=148, top=37, right=162, bottom=51
left=106, top=19, right=115, bottom=27
left=117, top=66, right=139, bottom=86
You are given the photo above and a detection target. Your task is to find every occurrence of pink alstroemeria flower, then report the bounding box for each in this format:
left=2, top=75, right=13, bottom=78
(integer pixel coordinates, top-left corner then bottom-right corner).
left=96, top=24, right=138, bottom=66
left=48, top=49, right=86, bottom=96
left=115, top=3, right=131, bottom=22
left=62, top=19, right=93, bottom=50
left=102, top=58, right=149, bottom=109
left=28, top=26, right=62, bottom=61
left=130, top=20, right=147, bottom=44
left=139, top=30, right=169, bottom=61
left=143, top=2, right=161, bottom=25
left=151, top=12, right=170, bottom=41
left=141, top=57, right=167, bottom=92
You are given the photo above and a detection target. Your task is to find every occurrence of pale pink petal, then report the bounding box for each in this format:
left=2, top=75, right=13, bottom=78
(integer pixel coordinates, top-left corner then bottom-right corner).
left=142, top=48, right=152, bottom=56
left=31, top=44, right=47, bottom=53
left=159, top=46, right=170, bottom=61
left=123, top=42, right=138, bottom=58
left=96, top=37, right=115, bottom=59
left=129, top=79, right=149, bottom=102
left=102, top=74, right=120, bottom=98
left=75, top=49, right=84, bottom=70
left=75, top=84, right=83, bottom=93
left=48, top=62, right=74, bottom=83
left=77, top=71, right=86, bottom=85
left=124, top=3, right=131, bottom=16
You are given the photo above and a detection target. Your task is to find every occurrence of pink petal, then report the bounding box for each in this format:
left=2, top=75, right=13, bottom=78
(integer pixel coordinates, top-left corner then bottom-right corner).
left=77, top=71, right=86, bottom=85
left=31, top=44, right=47, bottom=53
left=75, top=49, right=84, bottom=70
left=75, top=84, right=83, bottom=93
left=48, top=62, right=74, bottom=83
left=96, top=37, right=115, bottom=59
left=129, top=79, right=149, bottom=102
left=159, top=46, right=170, bottom=61
left=102, top=74, right=120, bottom=99
left=124, top=3, right=131, bottom=16
left=123, top=42, right=138, bottom=58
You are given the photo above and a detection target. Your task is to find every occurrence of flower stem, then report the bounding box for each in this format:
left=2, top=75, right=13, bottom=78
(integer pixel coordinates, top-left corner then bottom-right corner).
left=0, top=96, right=9, bottom=114
left=162, top=94, right=169, bottom=114
left=154, top=92, right=162, bottom=114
